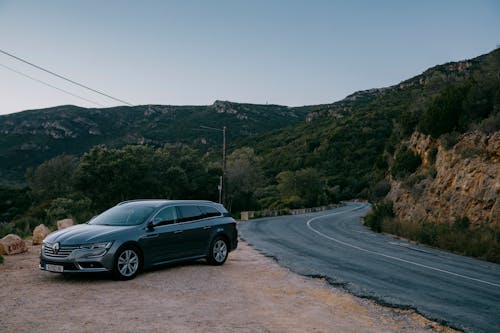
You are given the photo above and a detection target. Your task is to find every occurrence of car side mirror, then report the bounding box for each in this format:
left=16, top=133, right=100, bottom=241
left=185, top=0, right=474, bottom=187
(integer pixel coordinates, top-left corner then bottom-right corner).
left=147, top=221, right=155, bottom=230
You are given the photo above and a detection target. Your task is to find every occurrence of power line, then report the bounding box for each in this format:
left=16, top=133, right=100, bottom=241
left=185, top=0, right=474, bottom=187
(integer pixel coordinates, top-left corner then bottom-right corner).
left=0, top=49, right=133, bottom=106
left=0, top=63, right=105, bottom=107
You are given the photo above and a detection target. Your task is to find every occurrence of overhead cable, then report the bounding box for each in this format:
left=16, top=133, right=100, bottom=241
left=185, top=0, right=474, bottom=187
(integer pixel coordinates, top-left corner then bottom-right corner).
left=0, top=49, right=133, bottom=106
left=0, top=63, right=105, bottom=107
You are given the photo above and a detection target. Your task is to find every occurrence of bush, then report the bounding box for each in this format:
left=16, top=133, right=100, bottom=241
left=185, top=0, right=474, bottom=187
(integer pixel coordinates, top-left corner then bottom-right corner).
left=0, top=221, right=14, bottom=238
left=370, top=180, right=391, bottom=201
left=0, top=216, right=39, bottom=238
left=379, top=217, right=500, bottom=264
left=459, top=146, right=485, bottom=159
left=364, top=201, right=394, bottom=233
left=477, top=111, right=500, bottom=133
left=428, top=146, right=438, bottom=164
left=440, top=132, right=460, bottom=150
left=418, top=85, right=468, bottom=138
left=0, top=254, right=3, bottom=264
left=46, top=196, right=94, bottom=225
left=454, top=216, right=470, bottom=230
left=391, top=148, right=422, bottom=179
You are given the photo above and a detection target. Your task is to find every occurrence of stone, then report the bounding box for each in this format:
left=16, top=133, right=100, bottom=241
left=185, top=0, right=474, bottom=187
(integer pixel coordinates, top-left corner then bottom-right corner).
left=57, top=218, right=74, bottom=230
left=32, top=224, right=51, bottom=245
left=0, top=234, right=28, bottom=255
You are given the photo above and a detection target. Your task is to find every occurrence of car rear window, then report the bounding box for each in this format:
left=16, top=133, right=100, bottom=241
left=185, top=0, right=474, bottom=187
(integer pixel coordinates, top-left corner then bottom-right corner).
left=198, top=205, right=222, bottom=218
left=177, top=205, right=203, bottom=223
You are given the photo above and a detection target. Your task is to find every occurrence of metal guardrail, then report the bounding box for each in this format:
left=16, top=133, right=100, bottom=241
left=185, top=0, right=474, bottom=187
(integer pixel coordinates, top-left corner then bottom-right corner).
left=240, top=203, right=342, bottom=221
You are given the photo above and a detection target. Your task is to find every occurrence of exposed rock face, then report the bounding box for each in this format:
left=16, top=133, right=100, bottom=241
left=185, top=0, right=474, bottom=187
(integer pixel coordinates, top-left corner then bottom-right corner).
left=387, top=131, right=499, bottom=227
left=0, top=234, right=28, bottom=255
left=57, top=218, right=74, bottom=230
left=32, top=224, right=51, bottom=245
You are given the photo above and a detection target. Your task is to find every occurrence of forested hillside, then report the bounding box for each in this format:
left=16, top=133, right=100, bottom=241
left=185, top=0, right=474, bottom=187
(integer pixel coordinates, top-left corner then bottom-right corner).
left=244, top=48, right=499, bottom=206
left=0, top=101, right=314, bottom=185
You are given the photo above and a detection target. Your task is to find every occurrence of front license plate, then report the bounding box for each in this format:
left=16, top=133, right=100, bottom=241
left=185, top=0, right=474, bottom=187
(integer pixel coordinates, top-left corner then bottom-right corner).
left=46, top=264, right=64, bottom=272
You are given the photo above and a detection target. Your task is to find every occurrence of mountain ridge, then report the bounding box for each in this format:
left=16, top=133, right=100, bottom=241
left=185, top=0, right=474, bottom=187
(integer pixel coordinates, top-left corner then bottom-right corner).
left=0, top=101, right=315, bottom=185
left=1, top=48, right=498, bottom=187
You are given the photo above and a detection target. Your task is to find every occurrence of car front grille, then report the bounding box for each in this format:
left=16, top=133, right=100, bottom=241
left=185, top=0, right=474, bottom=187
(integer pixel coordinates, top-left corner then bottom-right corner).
left=43, top=245, right=78, bottom=258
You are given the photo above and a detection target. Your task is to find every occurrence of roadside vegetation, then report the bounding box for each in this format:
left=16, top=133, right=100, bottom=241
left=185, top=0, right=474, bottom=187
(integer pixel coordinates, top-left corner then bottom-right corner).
left=365, top=203, right=500, bottom=264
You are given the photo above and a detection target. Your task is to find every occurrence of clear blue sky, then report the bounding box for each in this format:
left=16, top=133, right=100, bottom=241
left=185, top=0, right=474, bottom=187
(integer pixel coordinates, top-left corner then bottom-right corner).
left=0, top=0, right=499, bottom=114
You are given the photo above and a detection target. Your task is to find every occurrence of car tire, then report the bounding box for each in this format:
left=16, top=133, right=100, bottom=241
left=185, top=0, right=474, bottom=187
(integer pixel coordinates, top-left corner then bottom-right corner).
left=113, top=245, right=141, bottom=280
left=207, top=236, right=229, bottom=265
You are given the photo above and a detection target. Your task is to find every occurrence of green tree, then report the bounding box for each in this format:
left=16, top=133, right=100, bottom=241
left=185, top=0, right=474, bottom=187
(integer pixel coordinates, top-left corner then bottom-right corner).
left=46, top=196, right=94, bottom=224
left=391, top=148, right=422, bottom=179
left=418, top=85, right=469, bottom=138
left=74, top=144, right=218, bottom=210
left=74, top=145, right=157, bottom=209
left=226, top=147, right=263, bottom=212
left=276, top=168, right=325, bottom=208
left=26, top=155, right=78, bottom=201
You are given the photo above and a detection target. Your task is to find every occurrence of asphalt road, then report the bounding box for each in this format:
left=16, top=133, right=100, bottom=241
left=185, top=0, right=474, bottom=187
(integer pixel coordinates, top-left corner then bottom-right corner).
left=238, top=202, right=500, bottom=333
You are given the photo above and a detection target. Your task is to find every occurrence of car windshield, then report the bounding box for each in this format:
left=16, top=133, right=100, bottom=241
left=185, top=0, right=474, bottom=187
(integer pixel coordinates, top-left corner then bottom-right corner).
left=89, top=204, right=156, bottom=226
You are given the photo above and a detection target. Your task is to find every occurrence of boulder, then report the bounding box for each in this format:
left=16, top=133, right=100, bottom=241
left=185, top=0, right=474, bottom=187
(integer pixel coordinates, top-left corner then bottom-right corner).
left=57, top=218, right=74, bottom=230
left=32, top=224, right=50, bottom=245
left=0, top=234, right=28, bottom=255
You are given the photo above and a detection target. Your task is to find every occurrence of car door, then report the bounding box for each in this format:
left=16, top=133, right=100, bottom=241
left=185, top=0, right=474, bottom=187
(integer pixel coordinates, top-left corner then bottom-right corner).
left=140, top=206, right=182, bottom=264
left=174, top=205, right=212, bottom=258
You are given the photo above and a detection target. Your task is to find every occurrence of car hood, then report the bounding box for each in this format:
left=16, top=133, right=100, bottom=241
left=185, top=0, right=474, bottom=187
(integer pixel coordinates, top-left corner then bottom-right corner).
left=44, top=224, right=135, bottom=245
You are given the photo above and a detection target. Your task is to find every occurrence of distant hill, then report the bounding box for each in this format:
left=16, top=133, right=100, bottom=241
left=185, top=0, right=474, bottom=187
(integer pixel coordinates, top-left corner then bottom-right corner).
left=243, top=48, right=500, bottom=201
left=0, top=101, right=315, bottom=185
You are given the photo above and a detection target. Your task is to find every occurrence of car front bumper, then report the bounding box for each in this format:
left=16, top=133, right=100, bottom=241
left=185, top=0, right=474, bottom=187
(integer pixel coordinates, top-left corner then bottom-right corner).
left=39, top=244, right=116, bottom=274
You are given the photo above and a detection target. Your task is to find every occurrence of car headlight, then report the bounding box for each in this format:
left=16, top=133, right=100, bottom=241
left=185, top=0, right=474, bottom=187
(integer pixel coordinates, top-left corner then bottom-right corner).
left=79, top=242, right=112, bottom=250
left=79, top=242, right=113, bottom=257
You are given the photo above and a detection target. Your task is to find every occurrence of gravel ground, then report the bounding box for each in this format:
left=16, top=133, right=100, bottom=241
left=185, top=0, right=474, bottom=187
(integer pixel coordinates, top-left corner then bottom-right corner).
left=0, top=241, right=457, bottom=333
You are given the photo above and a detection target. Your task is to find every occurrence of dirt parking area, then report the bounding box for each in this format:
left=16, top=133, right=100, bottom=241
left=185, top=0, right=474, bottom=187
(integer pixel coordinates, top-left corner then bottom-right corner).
left=0, top=241, right=456, bottom=333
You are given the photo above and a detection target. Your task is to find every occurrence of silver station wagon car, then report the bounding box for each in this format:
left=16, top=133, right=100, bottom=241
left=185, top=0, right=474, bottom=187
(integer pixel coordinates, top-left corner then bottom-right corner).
left=40, top=200, right=238, bottom=280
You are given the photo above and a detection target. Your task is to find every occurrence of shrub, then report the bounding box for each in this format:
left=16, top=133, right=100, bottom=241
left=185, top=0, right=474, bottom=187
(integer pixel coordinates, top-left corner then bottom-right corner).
left=454, top=216, right=470, bottom=231
left=477, top=111, right=500, bottom=133
left=391, top=148, right=422, bottom=179
left=428, top=146, right=438, bottom=164
left=0, top=216, right=39, bottom=238
left=379, top=217, right=500, bottom=264
left=440, top=132, right=460, bottom=150
left=46, top=196, right=94, bottom=225
left=0, top=254, right=3, bottom=264
left=459, top=146, right=485, bottom=159
left=370, top=181, right=391, bottom=201
left=418, top=85, right=468, bottom=138
left=402, top=174, right=427, bottom=190
left=364, top=201, right=394, bottom=233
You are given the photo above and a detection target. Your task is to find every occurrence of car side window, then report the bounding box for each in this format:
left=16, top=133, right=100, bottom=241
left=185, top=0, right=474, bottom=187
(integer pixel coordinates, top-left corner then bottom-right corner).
left=177, top=205, right=203, bottom=223
left=198, top=205, right=221, bottom=218
left=154, top=207, right=177, bottom=226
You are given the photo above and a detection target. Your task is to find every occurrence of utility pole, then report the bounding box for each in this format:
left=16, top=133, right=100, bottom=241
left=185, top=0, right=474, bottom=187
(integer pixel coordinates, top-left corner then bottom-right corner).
left=200, top=125, right=227, bottom=206
left=222, top=126, right=227, bottom=206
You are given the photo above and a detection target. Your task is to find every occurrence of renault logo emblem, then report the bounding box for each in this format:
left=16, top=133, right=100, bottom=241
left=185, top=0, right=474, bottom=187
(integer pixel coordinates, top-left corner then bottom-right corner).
left=53, top=242, right=60, bottom=254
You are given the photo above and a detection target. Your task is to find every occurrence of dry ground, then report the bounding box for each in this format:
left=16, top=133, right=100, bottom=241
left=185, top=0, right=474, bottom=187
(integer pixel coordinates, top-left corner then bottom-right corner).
left=0, top=241, right=457, bottom=333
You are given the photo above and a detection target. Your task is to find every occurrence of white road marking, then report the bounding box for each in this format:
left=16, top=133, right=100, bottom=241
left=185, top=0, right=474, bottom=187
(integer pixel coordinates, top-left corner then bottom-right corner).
left=306, top=205, right=500, bottom=288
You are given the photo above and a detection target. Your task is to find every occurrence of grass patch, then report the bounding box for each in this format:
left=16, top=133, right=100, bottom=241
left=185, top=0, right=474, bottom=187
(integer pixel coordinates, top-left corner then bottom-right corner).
left=381, top=217, right=500, bottom=264
left=365, top=203, right=500, bottom=264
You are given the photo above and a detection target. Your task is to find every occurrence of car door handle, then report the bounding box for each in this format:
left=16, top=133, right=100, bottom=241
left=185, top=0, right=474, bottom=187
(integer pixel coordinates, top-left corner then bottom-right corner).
left=142, top=233, right=159, bottom=239
left=173, top=230, right=183, bottom=234
left=203, top=226, right=212, bottom=230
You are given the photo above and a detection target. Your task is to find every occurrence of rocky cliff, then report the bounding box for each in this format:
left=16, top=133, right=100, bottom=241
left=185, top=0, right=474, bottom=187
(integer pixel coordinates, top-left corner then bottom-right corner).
left=387, top=131, right=499, bottom=227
